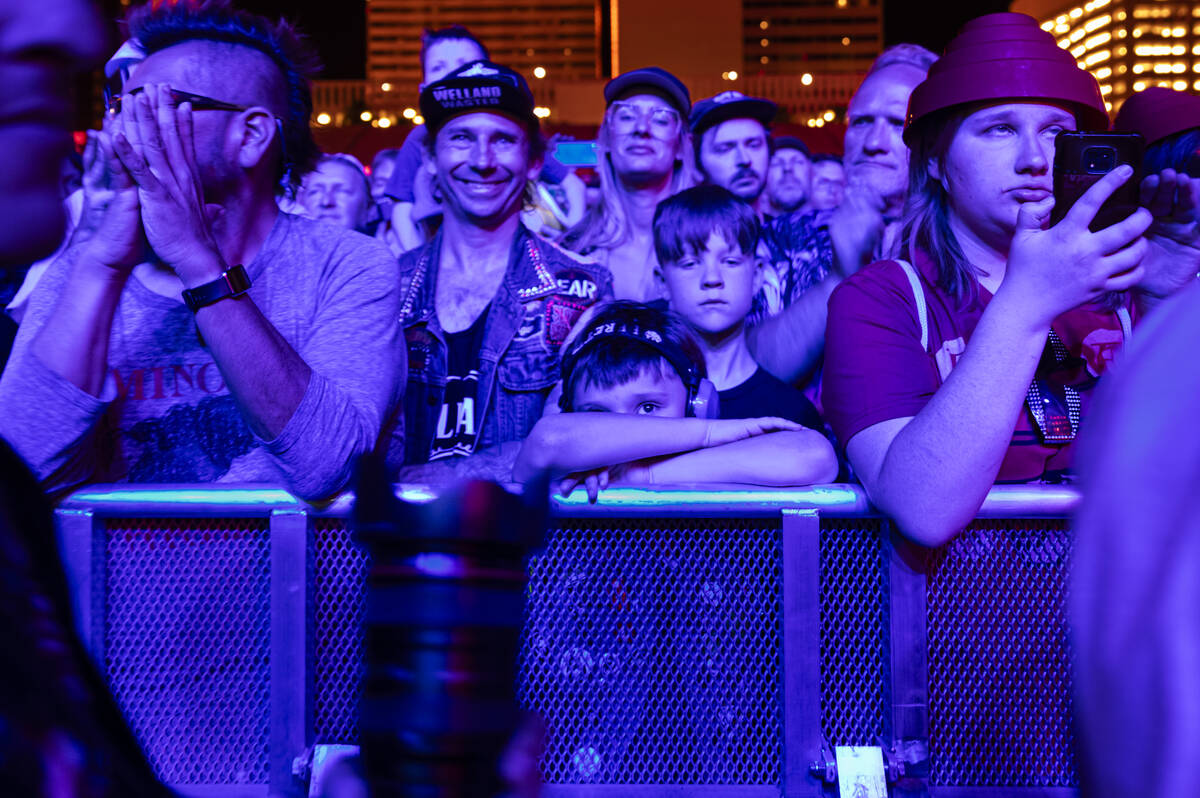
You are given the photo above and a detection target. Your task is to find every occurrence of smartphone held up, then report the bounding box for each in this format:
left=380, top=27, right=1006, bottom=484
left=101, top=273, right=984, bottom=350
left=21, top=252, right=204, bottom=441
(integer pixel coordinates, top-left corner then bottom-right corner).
left=1051, top=132, right=1144, bottom=231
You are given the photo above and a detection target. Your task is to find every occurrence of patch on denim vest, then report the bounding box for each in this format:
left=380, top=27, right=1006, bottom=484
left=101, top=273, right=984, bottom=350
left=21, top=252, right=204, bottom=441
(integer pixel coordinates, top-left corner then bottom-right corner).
left=515, top=302, right=545, bottom=342
left=406, top=327, right=437, bottom=373
left=553, top=268, right=600, bottom=302
left=545, top=297, right=589, bottom=347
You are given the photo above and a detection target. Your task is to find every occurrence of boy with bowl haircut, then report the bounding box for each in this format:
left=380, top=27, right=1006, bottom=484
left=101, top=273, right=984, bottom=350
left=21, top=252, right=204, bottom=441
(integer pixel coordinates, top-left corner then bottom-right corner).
left=512, top=301, right=837, bottom=495
left=655, top=185, right=824, bottom=430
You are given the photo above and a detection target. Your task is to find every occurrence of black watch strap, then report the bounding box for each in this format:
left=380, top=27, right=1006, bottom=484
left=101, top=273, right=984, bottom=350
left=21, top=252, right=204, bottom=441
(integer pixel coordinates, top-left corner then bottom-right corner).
left=182, top=264, right=251, bottom=313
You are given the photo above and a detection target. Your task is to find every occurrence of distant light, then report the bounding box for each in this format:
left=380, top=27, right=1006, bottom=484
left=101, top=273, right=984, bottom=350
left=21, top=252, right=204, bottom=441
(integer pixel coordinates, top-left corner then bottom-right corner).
left=378, top=117, right=392, bottom=128
left=761, top=38, right=769, bottom=47
left=413, top=114, right=424, bottom=125
left=837, top=0, right=847, bottom=6
left=801, top=73, right=813, bottom=85
left=402, top=107, right=416, bottom=119
left=381, top=82, right=392, bottom=92
left=533, top=66, right=547, bottom=79
left=534, top=106, right=551, bottom=118
left=360, top=110, right=372, bottom=122
left=759, top=19, right=769, bottom=29
left=842, top=36, right=851, bottom=46
left=760, top=56, right=769, bottom=65
left=823, top=110, right=835, bottom=121
left=727, top=70, right=738, bottom=80
left=316, top=112, right=331, bottom=126
left=1133, top=80, right=1147, bottom=91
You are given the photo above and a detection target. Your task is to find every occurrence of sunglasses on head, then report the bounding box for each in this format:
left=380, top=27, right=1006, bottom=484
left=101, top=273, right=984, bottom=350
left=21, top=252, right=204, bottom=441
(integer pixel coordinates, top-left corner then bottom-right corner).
left=106, top=85, right=249, bottom=117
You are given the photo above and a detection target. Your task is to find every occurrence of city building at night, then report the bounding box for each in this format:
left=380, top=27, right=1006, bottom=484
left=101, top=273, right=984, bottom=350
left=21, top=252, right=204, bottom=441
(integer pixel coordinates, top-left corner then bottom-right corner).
left=1015, top=0, right=1200, bottom=112
left=365, top=0, right=600, bottom=91
left=744, top=0, right=883, bottom=76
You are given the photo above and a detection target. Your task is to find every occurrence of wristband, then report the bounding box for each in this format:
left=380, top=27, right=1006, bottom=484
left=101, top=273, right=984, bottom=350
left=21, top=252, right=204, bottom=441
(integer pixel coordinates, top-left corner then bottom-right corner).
left=182, top=264, right=251, bottom=313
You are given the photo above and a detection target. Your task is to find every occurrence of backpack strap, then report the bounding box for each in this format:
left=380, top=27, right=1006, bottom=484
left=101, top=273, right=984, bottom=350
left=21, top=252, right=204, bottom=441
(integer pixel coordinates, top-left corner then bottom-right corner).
left=1116, top=305, right=1133, bottom=344
left=895, top=259, right=929, bottom=352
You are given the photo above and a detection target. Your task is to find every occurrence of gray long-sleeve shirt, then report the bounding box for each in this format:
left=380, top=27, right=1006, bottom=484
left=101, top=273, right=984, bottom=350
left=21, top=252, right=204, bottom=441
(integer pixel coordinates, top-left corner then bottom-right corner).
left=0, top=212, right=404, bottom=500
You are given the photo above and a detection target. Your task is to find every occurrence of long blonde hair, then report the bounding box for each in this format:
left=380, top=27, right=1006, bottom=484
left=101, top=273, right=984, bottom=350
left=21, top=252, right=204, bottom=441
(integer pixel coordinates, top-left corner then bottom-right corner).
left=563, top=109, right=698, bottom=254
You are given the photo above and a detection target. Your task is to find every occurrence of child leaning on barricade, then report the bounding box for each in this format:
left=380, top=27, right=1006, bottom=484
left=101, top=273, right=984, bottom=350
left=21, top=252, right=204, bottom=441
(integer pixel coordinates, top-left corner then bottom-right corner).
left=512, top=300, right=837, bottom=500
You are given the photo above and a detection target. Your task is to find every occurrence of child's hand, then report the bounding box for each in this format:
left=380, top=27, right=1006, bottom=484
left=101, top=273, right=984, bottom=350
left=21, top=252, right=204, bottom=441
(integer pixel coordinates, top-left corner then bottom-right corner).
left=559, top=468, right=610, bottom=503
left=703, top=417, right=802, bottom=448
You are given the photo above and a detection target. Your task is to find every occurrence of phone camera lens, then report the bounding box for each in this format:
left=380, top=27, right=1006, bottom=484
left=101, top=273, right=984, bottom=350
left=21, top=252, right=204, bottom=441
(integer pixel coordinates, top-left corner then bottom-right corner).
left=1083, top=146, right=1117, bottom=174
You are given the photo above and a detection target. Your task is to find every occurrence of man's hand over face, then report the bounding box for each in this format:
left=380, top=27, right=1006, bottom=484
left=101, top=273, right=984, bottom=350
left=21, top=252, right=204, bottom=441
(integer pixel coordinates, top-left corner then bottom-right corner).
left=1138, top=168, right=1200, bottom=300
left=827, top=174, right=886, bottom=278
left=112, top=84, right=225, bottom=284
left=72, top=123, right=144, bottom=275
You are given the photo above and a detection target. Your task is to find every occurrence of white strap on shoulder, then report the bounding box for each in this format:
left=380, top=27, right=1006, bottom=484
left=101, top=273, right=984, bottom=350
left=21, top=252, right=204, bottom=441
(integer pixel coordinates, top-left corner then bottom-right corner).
left=1116, top=305, right=1133, bottom=344
left=895, top=259, right=929, bottom=351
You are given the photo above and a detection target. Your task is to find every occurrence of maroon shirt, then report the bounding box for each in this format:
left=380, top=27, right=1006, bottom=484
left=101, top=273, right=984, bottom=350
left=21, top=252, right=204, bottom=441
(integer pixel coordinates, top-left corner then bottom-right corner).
left=823, top=250, right=1131, bottom=482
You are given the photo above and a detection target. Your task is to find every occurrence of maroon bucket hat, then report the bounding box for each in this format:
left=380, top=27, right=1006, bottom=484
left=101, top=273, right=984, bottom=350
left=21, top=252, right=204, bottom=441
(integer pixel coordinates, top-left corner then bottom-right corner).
left=904, top=12, right=1108, bottom=144
left=1113, top=87, right=1200, bottom=145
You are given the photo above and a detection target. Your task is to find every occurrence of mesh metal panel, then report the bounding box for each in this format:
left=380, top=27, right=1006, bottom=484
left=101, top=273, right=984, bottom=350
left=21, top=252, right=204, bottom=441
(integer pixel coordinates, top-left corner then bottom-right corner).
left=926, top=519, right=1075, bottom=787
left=104, top=517, right=271, bottom=785
left=518, top=518, right=783, bottom=785
left=819, top=520, right=888, bottom=747
left=312, top=519, right=368, bottom=745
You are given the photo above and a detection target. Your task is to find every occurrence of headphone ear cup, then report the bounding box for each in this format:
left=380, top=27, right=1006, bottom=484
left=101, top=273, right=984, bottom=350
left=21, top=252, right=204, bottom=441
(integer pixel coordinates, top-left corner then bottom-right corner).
left=690, top=378, right=720, bottom=419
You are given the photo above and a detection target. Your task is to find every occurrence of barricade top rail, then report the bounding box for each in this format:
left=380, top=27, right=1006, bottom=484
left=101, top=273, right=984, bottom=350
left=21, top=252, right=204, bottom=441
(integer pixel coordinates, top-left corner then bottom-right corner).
left=56, top=482, right=1081, bottom=520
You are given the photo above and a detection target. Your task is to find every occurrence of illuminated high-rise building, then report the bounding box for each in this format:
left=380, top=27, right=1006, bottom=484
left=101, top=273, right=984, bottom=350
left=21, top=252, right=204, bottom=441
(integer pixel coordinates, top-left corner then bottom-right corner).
left=1015, top=0, right=1200, bottom=113
left=743, top=0, right=883, bottom=76
left=366, top=0, right=600, bottom=95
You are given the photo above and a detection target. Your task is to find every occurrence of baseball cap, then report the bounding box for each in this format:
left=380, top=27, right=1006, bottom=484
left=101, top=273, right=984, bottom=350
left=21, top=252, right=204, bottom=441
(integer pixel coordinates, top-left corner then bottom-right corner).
left=689, top=91, right=777, bottom=136
left=419, top=59, right=537, bottom=133
left=771, top=135, right=811, bottom=158
left=904, top=12, right=1108, bottom=144
left=604, top=66, right=691, bottom=116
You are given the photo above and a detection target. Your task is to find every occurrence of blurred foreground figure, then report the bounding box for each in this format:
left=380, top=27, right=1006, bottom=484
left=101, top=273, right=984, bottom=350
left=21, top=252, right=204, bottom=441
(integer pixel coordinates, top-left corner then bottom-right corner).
left=1073, top=279, right=1200, bottom=797
left=0, top=0, right=170, bottom=795
left=353, top=460, right=546, bottom=797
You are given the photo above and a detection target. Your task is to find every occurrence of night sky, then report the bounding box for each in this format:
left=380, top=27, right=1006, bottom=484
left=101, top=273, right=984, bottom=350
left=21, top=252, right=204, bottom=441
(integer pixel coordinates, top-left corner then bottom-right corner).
left=235, top=0, right=1016, bottom=81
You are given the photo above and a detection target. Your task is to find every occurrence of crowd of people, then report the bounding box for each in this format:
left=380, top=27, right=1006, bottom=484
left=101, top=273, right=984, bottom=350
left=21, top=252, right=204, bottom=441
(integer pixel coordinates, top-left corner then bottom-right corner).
left=0, top=1, right=1197, bottom=552
left=2, top=0, right=1200, bottom=795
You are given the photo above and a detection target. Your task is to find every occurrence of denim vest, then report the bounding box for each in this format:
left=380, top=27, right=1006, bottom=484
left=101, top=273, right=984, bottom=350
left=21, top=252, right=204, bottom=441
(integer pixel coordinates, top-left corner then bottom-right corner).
left=391, top=226, right=611, bottom=469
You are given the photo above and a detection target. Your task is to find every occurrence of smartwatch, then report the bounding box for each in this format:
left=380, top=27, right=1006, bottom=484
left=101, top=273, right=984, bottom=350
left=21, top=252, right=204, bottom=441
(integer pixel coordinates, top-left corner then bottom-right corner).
left=182, top=264, right=251, bottom=313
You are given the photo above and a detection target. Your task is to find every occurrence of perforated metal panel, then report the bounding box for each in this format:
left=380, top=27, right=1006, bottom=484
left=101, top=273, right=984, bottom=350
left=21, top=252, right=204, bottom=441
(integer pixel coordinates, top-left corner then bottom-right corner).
left=819, top=520, right=888, bottom=747
left=926, top=520, right=1075, bottom=787
left=518, top=519, right=784, bottom=786
left=312, top=519, right=368, bottom=745
left=104, top=518, right=271, bottom=785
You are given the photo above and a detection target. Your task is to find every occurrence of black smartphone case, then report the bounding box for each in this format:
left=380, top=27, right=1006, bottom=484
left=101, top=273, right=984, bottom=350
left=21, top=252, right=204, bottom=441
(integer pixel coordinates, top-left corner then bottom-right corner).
left=1051, top=132, right=1144, bottom=232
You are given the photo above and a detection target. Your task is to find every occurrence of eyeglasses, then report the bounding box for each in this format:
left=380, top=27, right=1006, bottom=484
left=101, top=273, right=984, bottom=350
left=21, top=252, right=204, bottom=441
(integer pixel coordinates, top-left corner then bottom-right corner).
left=607, top=102, right=681, bottom=139
left=106, top=85, right=250, bottom=117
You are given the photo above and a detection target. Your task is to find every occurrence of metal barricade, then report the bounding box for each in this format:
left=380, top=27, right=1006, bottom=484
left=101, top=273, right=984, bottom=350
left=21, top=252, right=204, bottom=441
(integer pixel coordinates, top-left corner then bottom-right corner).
left=54, top=483, right=1081, bottom=798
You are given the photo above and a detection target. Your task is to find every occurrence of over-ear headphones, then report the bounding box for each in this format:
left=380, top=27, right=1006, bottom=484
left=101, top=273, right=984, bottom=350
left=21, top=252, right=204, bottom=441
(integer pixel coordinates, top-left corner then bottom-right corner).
left=559, top=319, right=719, bottom=418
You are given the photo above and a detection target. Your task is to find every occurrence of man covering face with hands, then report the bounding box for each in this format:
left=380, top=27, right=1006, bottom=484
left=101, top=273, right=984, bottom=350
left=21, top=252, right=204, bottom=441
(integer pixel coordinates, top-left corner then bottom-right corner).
left=0, top=0, right=404, bottom=500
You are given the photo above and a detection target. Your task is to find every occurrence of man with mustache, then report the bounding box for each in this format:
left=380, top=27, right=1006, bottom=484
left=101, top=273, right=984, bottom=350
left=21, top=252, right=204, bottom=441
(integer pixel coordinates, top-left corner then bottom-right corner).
left=691, top=91, right=776, bottom=219
left=748, top=44, right=938, bottom=387
left=386, top=60, right=611, bottom=483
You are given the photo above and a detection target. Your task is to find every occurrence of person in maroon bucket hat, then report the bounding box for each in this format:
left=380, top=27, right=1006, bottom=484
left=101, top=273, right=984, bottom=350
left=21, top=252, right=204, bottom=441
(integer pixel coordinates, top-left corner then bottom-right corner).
left=1111, top=87, right=1200, bottom=309
left=822, top=12, right=1194, bottom=548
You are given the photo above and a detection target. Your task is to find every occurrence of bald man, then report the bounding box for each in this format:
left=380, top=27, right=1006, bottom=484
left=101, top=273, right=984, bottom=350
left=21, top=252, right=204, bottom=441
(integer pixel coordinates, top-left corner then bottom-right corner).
left=0, top=0, right=403, bottom=501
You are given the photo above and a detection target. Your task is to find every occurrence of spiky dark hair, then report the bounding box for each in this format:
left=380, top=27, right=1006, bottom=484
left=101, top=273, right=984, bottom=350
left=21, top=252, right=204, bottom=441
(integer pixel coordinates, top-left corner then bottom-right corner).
left=127, top=0, right=322, bottom=192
